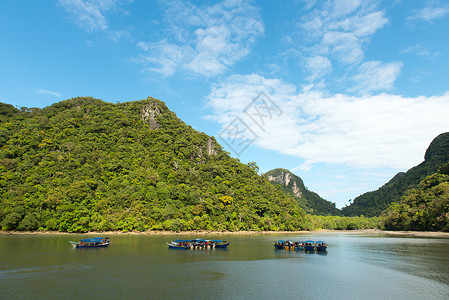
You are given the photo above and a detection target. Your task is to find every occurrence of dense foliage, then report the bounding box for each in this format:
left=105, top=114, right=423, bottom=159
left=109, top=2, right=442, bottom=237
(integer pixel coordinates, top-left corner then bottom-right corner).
left=382, top=163, right=449, bottom=231
left=307, top=215, right=380, bottom=230
left=265, top=168, right=341, bottom=216
left=342, top=132, right=449, bottom=217
left=1, top=97, right=312, bottom=232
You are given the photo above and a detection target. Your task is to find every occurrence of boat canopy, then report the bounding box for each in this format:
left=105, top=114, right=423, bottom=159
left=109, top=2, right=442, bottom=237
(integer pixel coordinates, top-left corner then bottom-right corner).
left=305, top=240, right=314, bottom=243
left=174, top=239, right=193, bottom=242
left=316, top=241, right=326, bottom=244
left=80, top=237, right=107, bottom=243
left=276, top=240, right=285, bottom=243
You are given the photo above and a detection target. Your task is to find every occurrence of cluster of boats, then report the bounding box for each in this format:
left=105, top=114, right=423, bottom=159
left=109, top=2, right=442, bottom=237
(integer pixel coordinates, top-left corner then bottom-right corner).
left=68, top=237, right=327, bottom=252
left=69, top=237, right=111, bottom=248
left=274, top=240, right=327, bottom=252
left=166, top=239, right=230, bottom=250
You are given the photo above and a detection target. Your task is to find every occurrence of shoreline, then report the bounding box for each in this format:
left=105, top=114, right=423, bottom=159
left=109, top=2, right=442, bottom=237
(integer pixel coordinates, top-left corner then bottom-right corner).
left=2, top=229, right=449, bottom=238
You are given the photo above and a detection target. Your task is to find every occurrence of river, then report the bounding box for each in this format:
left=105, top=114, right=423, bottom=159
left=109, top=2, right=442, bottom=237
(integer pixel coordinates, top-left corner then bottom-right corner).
left=1, top=232, right=449, bottom=299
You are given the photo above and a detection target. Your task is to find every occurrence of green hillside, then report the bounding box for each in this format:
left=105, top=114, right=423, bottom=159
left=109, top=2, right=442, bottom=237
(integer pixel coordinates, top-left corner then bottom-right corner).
left=382, top=162, right=449, bottom=231
left=264, top=168, right=340, bottom=216
left=342, top=132, right=449, bottom=217
left=0, top=97, right=307, bottom=232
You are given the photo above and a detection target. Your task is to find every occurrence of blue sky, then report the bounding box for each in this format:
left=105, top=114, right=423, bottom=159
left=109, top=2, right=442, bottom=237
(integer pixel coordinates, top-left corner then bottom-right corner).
left=1, top=0, right=449, bottom=208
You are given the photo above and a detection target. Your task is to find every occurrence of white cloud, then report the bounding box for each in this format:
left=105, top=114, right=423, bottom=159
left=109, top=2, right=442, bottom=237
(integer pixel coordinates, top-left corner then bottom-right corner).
left=59, top=0, right=130, bottom=41
left=136, top=39, right=195, bottom=77
left=207, top=74, right=449, bottom=170
left=305, top=56, right=333, bottom=81
left=408, top=3, right=449, bottom=23
left=349, top=61, right=402, bottom=94
left=295, top=0, right=388, bottom=90
left=58, top=0, right=116, bottom=32
left=401, top=44, right=441, bottom=58
left=36, top=89, right=62, bottom=98
left=137, top=0, right=264, bottom=77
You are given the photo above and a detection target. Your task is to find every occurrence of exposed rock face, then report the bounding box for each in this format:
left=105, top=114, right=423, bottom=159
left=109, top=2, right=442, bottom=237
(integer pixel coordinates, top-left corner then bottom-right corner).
left=267, top=173, right=283, bottom=183
left=266, top=168, right=340, bottom=216
left=141, top=102, right=160, bottom=130
left=206, top=137, right=217, bottom=156
left=267, top=171, right=301, bottom=198
left=292, top=181, right=302, bottom=198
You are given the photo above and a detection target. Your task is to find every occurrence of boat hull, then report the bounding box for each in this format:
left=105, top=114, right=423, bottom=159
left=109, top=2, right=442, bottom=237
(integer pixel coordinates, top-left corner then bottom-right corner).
left=167, top=242, right=188, bottom=250
left=70, top=241, right=110, bottom=248
left=76, top=243, right=110, bottom=248
left=214, top=242, right=230, bottom=249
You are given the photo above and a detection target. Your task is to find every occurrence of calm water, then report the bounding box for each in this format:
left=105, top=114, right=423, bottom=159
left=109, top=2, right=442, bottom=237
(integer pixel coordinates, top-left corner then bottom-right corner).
left=1, top=232, right=449, bottom=299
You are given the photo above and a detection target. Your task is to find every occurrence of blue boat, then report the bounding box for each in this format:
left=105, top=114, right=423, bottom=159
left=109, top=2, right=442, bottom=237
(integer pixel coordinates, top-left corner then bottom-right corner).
left=167, top=239, right=230, bottom=249
left=69, top=237, right=110, bottom=248
left=274, top=240, right=286, bottom=249
left=304, top=240, right=315, bottom=252
left=166, top=240, right=190, bottom=249
left=274, top=240, right=295, bottom=250
left=315, top=241, right=328, bottom=251
left=295, top=241, right=304, bottom=250
left=211, top=240, right=230, bottom=248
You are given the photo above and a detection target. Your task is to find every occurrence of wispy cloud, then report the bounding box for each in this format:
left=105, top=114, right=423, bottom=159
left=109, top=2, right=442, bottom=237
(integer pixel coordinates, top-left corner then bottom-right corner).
left=349, top=61, right=402, bottom=94
left=407, top=2, right=449, bottom=23
left=206, top=74, right=449, bottom=170
left=136, top=0, right=264, bottom=77
left=58, top=0, right=129, bottom=41
left=36, top=89, right=62, bottom=98
left=402, top=44, right=441, bottom=58
left=58, top=0, right=115, bottom=32
left=293, top=0, right=390, bottom=92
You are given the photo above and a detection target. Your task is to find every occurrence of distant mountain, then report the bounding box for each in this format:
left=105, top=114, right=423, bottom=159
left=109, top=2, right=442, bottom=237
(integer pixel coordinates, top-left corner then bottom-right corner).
left=0, top=97, right=307, bottom=232
left=264, top=168, right=340, bottom=216
left=342, top=132, right=449, bottom=217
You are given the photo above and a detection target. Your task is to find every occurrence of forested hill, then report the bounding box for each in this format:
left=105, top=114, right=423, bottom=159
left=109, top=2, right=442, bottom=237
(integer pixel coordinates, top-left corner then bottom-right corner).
left=0, top=97, right=307, bottom=232
left=342, top=132, right=449, bottom=217
left=264, top=169, right=340, bottom=216
left=382, top=162, right=449, bottom=231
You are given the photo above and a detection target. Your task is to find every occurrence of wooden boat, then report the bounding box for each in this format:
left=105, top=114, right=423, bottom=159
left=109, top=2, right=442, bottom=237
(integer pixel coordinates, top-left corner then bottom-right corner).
left=315, top=241, right=328, bottom=251
left=304, top=240, right=315, bottom=252
left=167, top=239, right=230, bottom=250
left=274, top=240, right=295, bottom=250
left=295, top=241, right=304, bottom=250
left=69, top=237, right=110, bottom=248
left=274, top=240, right=286, bottom=249
left=274, top=240, right=327, bottom=252
left=166, top=241, right=189, bottom=250
left=211, top=240, right=230, bottom=248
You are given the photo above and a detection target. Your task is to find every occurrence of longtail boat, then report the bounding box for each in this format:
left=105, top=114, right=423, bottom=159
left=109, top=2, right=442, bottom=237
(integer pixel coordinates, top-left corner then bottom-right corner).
left=315, top=241, right=328, bottom=251
left=69, top=237, right=110, bottom=248
left=166, top=239, right=230, bottom=249
left=304, top=240, right=315, bottom=252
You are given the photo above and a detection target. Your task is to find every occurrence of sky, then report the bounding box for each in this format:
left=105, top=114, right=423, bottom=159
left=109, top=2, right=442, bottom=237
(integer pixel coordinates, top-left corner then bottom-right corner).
left=1, top=0, right=449, bottom=209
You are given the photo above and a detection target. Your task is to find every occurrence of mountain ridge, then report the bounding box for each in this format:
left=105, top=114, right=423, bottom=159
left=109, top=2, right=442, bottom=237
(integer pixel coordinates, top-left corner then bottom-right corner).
left=342, top=132, right=449, bottom=217
left=264, top=168, right=340, bottom=216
